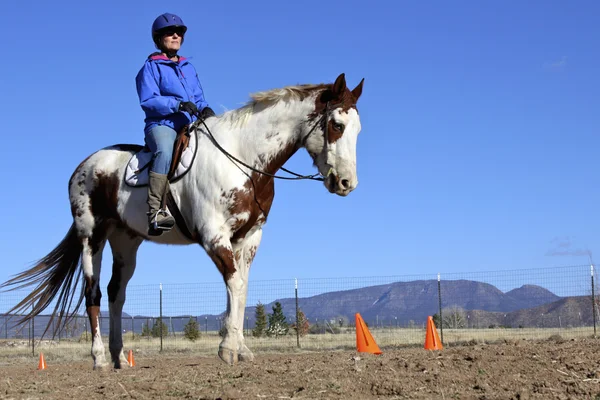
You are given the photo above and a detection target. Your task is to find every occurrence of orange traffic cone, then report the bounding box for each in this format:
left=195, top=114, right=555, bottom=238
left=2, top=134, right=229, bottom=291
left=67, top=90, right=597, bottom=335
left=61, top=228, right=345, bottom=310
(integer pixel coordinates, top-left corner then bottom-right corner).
left=127, top=350, right=135, bottom=367
left=37, top=353, right=47, bottom=370
left=424, top=316, right=443, bottom=350
left=355, top=313, right=382, bottom=355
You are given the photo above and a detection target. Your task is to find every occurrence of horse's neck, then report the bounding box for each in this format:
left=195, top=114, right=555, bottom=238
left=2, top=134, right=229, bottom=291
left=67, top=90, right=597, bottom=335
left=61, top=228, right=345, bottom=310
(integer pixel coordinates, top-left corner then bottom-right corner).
left=210, top=99, right=314, bottom=174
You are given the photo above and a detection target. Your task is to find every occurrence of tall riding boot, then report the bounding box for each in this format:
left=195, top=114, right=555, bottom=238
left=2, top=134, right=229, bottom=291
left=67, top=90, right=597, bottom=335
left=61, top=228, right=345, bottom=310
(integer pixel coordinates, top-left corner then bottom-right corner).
left=147, top=171, right=175, bottom=236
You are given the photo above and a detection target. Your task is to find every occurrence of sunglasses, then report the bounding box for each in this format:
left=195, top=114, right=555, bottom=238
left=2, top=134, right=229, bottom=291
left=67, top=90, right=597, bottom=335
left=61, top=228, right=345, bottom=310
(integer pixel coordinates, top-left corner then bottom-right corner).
left=161, top=28, right=185, bottom=37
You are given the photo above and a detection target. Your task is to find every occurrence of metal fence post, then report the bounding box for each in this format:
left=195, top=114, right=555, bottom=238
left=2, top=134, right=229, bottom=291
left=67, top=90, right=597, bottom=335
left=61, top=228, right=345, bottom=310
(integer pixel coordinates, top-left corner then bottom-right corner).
left=592, top=265, right=597, bottom=338
left=437, top=272, right=444, bottom=344
left=160, top=283, right=163, bottom=352
left=32, top=306, right=35, bottom=356
left=295, top=278, right=300, bottom=348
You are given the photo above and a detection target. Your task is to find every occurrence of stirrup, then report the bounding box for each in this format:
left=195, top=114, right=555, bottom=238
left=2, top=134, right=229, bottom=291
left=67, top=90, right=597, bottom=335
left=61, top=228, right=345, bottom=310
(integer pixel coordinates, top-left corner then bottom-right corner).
left=148, top=209, right=174, bottom=234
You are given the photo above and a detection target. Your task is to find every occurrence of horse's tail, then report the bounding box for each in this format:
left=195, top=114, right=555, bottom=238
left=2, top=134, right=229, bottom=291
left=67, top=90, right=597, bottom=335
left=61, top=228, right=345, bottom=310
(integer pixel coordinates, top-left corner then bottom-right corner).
left=0, top=223, right=83, bottom=338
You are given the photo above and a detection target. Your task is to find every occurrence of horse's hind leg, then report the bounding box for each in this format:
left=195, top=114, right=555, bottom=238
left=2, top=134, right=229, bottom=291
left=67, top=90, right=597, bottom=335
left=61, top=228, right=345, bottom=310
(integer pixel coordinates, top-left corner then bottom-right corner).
left=107, top=227, right=143, bottom=368
left=82, top=234, right=109, bottom=370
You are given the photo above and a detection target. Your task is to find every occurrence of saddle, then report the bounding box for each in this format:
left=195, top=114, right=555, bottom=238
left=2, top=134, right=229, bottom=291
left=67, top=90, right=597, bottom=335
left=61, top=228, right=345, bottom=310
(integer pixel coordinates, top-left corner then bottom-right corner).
left=124, top=124, right=198, bottom=187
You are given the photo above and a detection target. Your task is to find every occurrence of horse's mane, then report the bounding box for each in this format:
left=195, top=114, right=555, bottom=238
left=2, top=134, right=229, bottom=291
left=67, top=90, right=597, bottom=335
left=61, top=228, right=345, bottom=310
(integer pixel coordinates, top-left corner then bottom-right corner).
left=217, top=83, right=330, bottom=127
left=248, top=83, right=329, bottom=106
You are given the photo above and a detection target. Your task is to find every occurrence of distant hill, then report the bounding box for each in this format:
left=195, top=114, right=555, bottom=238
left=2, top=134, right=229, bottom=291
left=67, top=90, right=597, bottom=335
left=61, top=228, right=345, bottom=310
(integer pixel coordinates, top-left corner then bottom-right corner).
left=248, top=280, right=561, bottom=327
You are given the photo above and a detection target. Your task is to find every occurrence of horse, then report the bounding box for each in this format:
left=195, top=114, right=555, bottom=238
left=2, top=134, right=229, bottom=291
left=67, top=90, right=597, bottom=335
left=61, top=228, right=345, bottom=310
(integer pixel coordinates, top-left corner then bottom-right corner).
left=0, top=72, right=364, bottom=369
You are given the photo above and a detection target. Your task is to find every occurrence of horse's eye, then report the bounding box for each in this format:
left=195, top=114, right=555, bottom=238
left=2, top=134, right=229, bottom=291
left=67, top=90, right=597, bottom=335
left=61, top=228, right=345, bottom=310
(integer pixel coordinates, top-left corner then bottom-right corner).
left=334, top=123, right=345, bottom=131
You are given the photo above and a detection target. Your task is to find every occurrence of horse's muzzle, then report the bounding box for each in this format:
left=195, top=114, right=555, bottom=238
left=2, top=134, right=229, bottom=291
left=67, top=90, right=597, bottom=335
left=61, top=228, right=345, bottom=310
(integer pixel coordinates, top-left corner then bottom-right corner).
left=325, top=172, right=357, bottom=196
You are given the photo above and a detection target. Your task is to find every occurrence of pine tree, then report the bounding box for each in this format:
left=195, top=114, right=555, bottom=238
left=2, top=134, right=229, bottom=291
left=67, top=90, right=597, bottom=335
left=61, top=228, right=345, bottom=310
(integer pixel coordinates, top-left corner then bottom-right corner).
left=183, top=317, right=200, bottom=341
left=291, top=309, right=310, bottom=337
left=151, top=318, right=169, bottom=338
left=253, top=302, right=267, bottom=338
left=267, top=301, right=289, bottom=338
left=432, top=313, right=441, bottom=329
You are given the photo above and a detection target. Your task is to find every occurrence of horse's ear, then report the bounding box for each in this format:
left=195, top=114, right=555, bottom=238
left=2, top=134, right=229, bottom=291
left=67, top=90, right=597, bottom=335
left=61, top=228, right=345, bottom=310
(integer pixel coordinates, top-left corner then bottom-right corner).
left=332, top=73, right=347, bottom=96
left=352, top=78, right=364, bottom=101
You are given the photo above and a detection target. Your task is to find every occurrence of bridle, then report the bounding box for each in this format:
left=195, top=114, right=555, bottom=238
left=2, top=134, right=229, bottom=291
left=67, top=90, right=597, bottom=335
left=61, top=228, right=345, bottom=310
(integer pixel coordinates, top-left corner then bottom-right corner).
left=192, top=101, right=342, bottom=182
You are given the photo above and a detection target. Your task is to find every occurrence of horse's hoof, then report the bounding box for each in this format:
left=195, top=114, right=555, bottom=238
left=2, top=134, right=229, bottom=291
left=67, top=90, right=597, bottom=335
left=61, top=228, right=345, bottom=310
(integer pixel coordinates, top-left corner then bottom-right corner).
left=218, top=348, right=238, bottom=365
left=238, top=351, right=254, bottom=362
left=93, top=362, right=109, bottom=371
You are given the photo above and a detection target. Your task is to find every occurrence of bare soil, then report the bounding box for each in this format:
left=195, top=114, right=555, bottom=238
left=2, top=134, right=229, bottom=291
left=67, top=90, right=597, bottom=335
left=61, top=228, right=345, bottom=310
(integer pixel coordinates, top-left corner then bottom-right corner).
left=1, top=337, right=599, bottom=399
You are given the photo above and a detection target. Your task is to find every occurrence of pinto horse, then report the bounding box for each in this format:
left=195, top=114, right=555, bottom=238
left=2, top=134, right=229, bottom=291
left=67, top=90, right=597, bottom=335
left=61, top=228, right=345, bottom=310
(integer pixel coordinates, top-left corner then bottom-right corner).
left=0, top=73, right=364, bottom=369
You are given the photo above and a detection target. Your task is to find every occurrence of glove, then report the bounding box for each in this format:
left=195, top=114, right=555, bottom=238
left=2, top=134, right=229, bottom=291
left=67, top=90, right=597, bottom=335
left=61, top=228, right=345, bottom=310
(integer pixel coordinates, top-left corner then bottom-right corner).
left=200, top=107, right=216, bottom=119
left=178, top=101, right=198, bottom=116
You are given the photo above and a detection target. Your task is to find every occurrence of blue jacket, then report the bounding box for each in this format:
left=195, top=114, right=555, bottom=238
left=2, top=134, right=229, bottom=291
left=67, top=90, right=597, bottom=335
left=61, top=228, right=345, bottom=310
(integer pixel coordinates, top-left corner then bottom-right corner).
left=135, top=54, right=210, bottom=134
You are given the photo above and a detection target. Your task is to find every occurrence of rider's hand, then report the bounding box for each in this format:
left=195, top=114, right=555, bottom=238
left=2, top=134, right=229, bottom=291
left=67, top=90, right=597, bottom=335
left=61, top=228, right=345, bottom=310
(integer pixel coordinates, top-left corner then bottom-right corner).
left=200, top=107, right=216, bottom=119
left=179, top=101, right=199, bottom=116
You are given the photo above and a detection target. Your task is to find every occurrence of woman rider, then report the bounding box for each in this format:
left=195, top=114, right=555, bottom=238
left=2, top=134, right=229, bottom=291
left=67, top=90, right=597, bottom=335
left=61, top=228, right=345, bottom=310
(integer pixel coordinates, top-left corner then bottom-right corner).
left=136, top=12, right=216, bottom=236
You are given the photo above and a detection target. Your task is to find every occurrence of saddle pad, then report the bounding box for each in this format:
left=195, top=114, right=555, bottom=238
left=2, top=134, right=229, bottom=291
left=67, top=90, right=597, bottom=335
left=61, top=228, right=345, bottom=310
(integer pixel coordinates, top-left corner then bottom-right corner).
left=124, top=130, right=197, bottom=187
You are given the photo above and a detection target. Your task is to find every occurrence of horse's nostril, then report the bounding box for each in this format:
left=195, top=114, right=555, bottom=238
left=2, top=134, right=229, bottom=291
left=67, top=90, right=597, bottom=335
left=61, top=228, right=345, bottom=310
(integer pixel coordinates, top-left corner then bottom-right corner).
left=341, top=179, right=350, bottom=189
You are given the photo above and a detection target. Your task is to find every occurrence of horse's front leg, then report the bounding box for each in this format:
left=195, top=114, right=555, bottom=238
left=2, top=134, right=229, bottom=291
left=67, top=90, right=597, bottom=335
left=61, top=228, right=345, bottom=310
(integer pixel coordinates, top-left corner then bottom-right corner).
left=233, top=228, right=263, bottom=362
left=205, top=234, right=242, bottom=365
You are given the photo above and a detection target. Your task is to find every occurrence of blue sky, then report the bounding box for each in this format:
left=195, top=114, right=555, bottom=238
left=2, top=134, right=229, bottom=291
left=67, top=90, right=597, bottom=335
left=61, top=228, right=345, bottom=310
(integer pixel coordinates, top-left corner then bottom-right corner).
left=0, top=0, right=599, bottom=308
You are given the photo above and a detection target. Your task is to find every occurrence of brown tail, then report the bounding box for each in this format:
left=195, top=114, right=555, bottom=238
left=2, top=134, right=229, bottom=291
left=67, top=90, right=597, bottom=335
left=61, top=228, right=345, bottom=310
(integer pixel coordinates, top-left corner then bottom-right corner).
left=0, top=223, right=83, bottom=338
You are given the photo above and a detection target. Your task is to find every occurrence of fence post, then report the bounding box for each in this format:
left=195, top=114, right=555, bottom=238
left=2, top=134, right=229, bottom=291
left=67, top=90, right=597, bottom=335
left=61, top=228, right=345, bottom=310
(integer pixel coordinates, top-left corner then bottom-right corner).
left=437, top=272, right=444, bottom=344
left=295, top=278, right=300, bottom=348
left=592, top=265, right=597, bottom=338
left=160, top=283, right=163, bottom=352
left=32, top=306, right=35, bottom=356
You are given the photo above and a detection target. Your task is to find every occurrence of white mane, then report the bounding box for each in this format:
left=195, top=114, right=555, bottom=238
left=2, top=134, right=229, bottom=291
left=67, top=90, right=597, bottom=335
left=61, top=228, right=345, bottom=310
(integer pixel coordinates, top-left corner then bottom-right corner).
left=248, top=83, right=328, bottom=105
left=217, top=83, right=329, bottom=128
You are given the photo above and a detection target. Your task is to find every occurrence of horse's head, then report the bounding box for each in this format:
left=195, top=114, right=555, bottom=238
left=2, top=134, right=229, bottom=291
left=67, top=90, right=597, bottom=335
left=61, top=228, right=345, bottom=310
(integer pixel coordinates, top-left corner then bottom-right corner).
left=304, top=73, right=364, bottom=196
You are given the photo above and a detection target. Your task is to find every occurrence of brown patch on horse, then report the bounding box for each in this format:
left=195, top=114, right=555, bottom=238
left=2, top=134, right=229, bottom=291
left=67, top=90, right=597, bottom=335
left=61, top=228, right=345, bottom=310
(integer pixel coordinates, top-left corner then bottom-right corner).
left=87, top=172, right=142, bottom=250
left=246, top=246, right=258, bottom=264
left=207, top=243, right=236, bottom=281
left=227, top=140, right=297, bottom=243
left=90, top=171, right=120, bottom=219
left=86, top=305, right=101, bottom=336
left=309, top=74, right=364, bottom=144
left=211, top=137, right=298, bottom=282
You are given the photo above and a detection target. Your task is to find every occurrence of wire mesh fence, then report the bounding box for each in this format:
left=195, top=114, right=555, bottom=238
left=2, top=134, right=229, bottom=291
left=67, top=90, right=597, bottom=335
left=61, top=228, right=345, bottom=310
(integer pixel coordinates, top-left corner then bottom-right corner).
left=0, top=264, right=597, bottom=362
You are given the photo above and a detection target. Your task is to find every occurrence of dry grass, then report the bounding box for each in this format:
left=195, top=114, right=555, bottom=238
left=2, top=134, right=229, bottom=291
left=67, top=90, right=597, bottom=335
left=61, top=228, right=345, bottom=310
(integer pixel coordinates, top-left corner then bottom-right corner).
left=0, top=326, right=595, bottom=365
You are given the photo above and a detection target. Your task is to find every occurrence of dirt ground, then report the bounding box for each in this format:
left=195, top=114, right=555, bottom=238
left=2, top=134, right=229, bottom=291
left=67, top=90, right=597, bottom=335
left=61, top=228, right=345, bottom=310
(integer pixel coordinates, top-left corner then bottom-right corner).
left=1, top=337, right=599, bottom=399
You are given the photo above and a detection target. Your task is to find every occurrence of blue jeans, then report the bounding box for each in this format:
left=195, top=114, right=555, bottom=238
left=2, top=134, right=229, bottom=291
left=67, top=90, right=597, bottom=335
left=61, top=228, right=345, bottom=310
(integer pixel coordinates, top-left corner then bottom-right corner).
left=145, top=125, right=177, bottom=175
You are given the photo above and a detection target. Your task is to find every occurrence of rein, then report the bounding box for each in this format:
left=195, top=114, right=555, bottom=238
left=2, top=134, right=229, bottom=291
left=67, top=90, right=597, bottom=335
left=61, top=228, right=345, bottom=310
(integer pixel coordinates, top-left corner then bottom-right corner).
left=192, top=102, right=339, bottom=182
